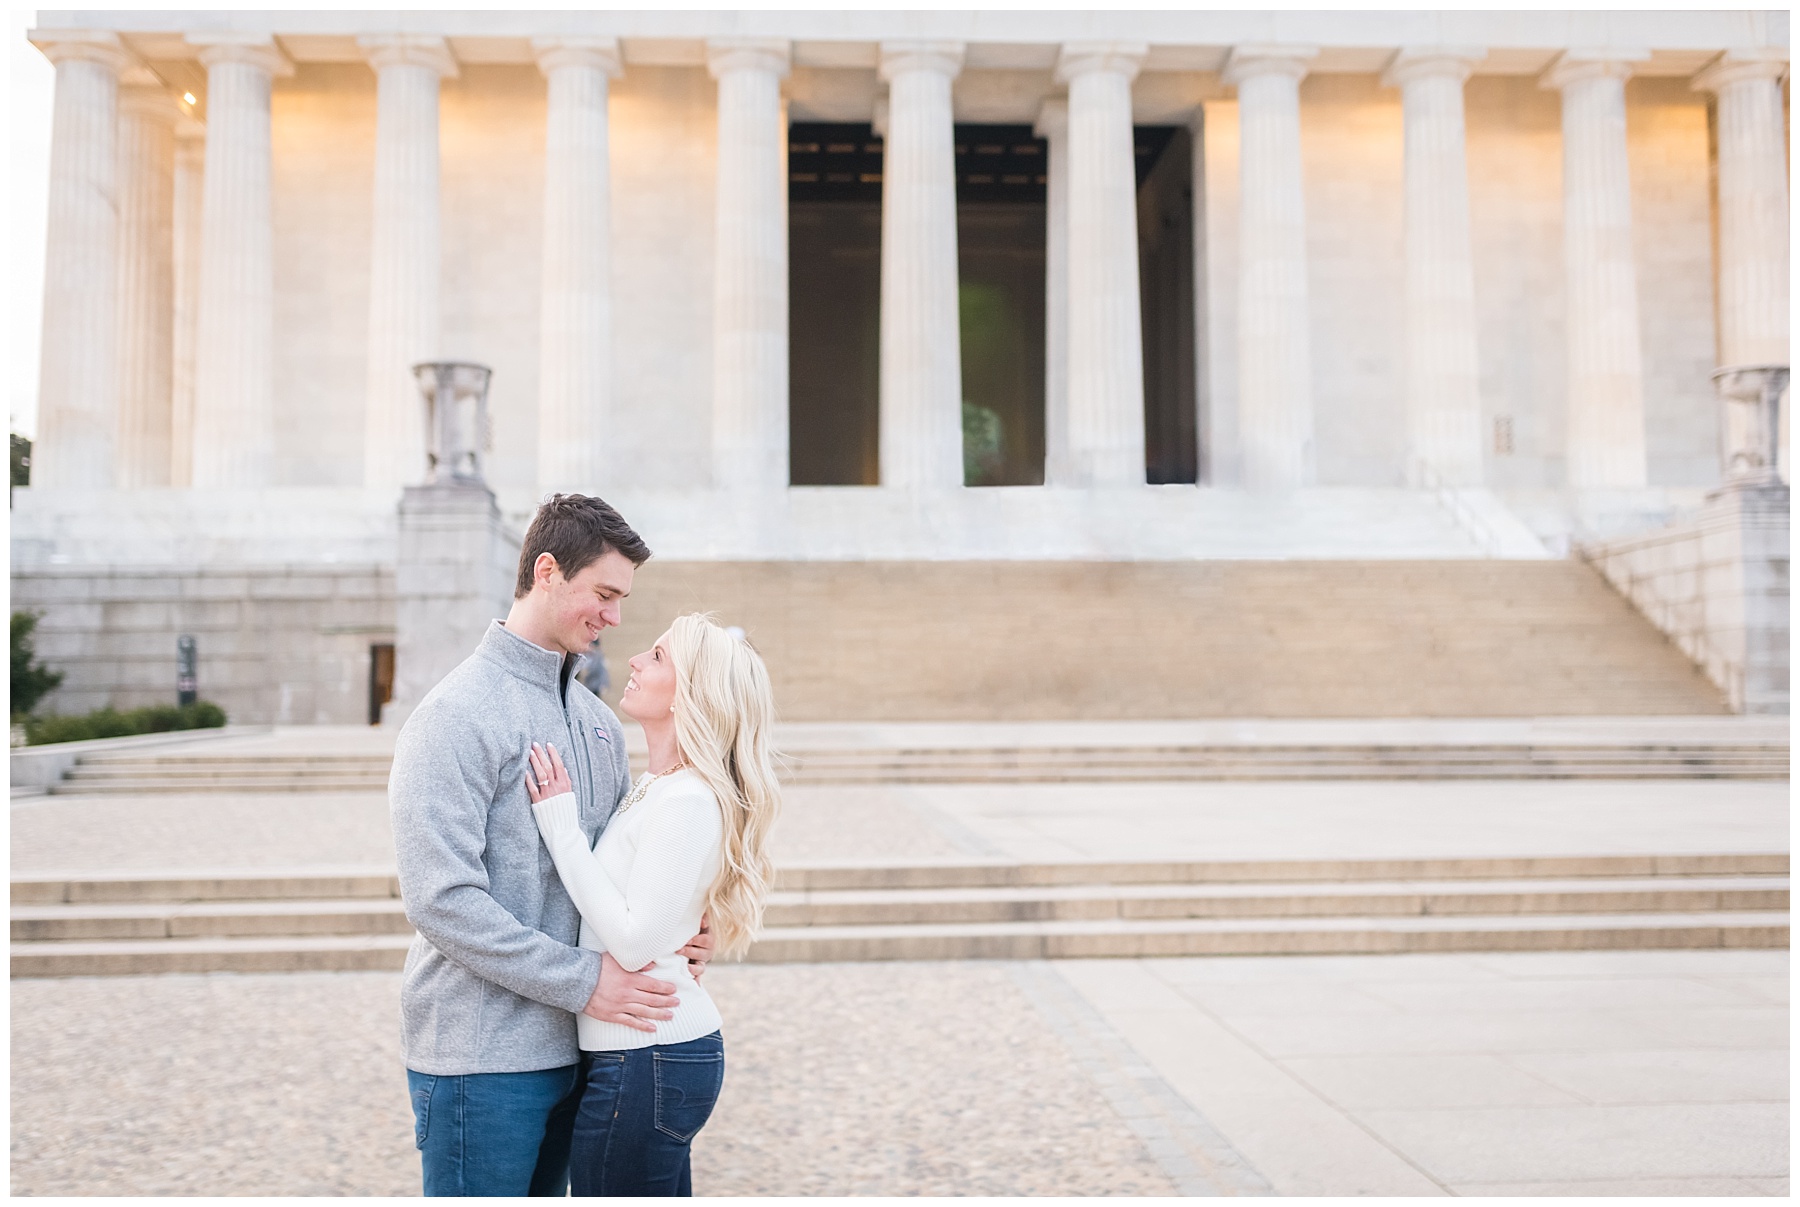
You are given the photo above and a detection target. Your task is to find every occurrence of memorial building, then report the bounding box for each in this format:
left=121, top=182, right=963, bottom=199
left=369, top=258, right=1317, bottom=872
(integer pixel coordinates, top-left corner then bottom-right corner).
left=12, top=10, right=1790, bottom=724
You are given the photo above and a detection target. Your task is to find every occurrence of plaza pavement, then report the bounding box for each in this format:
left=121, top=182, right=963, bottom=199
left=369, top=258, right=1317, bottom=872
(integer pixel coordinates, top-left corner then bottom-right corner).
left=9, top=746, right=1790, bottom=1196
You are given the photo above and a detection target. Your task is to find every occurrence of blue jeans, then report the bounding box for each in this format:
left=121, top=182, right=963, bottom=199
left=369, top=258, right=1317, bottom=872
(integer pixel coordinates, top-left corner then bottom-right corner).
left=406, top=1064, right=583, bottom=1197
left=570, top=1032, right=726, bottom=1197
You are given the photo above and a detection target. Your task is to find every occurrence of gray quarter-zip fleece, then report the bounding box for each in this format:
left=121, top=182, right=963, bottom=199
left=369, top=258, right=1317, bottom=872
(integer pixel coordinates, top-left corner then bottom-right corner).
left=390, top=619, right=631, bottom=1075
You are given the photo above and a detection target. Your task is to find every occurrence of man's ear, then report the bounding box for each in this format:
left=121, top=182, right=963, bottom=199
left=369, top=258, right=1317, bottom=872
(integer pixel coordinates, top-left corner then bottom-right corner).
left=534, top=552, right=561, bottom=589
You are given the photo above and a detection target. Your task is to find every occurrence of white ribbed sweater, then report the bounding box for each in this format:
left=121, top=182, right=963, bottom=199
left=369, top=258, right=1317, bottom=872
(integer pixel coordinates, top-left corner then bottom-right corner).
left=531, top=770, right=724, bottom=1051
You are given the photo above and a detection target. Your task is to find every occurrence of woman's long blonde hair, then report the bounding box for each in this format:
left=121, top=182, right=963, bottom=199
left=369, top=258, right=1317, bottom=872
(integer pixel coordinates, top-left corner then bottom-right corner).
left=666, top=613, right=781, bottom=960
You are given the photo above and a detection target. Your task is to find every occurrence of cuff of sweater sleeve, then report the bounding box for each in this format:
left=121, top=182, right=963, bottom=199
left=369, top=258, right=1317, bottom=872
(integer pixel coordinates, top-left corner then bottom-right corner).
left=531, top=791, right=581, bottom=834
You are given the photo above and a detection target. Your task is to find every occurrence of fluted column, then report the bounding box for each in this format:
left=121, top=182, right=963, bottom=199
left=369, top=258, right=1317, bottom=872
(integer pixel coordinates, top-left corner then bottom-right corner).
left=1544, top=51, right=1649, bottom=489
left=360, top=36, right=456, bottom=491
left=533, top=37, right=621, bottom=493
left=29, top=30, right=132, bottom=489
left=187, top=33, right=290, bottom=488
left=170, top=114, right=204, bottom=487
left=114, top=73, right=180, bottom=488
left=878, top=41, right=965, bottom=489
left=1695, top=49, right=1789, bottom=368
left=1225, top=45, right=1318, bottom=490
left=1034, top=99, right=1071, bottom=485
left=1057, top=43, right=1149, bottom=487
left=1387, top=48, right=1486, bottom=487
left=708, top=39, right=791, bottom=492
left=1695, top=49, right=1790, bottom=483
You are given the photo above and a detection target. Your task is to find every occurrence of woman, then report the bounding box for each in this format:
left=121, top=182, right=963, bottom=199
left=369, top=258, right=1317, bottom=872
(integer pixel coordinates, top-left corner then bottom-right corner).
left=523, top=613, right=780, bottom=1197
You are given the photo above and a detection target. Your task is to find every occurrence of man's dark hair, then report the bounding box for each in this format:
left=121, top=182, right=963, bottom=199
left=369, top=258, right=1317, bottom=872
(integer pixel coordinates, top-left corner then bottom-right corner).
left=515, top=494, right=652, bottom=599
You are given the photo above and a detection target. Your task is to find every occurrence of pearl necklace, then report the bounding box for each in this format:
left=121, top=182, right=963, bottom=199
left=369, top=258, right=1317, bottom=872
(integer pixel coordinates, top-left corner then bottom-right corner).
left=615, top=762, right=689, bottom=816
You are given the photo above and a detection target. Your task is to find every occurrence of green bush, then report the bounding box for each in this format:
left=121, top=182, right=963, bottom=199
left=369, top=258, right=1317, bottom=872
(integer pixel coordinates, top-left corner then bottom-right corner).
left=24, top=700, right=227, bottom=746
left=11, top=611, right=63, bottom=718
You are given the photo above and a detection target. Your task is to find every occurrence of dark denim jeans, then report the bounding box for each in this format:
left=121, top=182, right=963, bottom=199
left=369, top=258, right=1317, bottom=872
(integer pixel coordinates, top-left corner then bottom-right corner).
left=570, top=1031, right=726, bottom=1197
left=406, top=1063, right=582, bottom=1197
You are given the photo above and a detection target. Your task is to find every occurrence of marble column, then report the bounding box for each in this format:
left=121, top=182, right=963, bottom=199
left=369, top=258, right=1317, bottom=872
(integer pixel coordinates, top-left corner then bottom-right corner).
left=1224, top=45, right=1317, bottom=490
left=187, top=33, right=290, bottom=489
left=877, top=41, right=964, bottom=489
left=360, top=36, right=457, bottom=492
left=170, top=114, right=204, bottom=487
left=1386, top=48, right=1486, bottom=488
left=533, top=37, right=621, bottom=493
left=1034, top=99, right=1071, bottom=486
left=1694, top=49, right=1790, bottom=483
left=1056, top=42, right=1148, bottom=487
left=114, top=73, right=180, bottom=488
left=708, top=38, right=791, bottom=492
left=1544, top=51, right=1649, bottom=490
left=29, top=30, right=131, bottom=490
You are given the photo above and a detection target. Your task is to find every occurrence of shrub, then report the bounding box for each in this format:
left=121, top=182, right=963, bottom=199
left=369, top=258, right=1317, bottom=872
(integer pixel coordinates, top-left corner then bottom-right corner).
left=24, top=700, right=227, bottom=746
left=11, top=611, right=63, bottom=718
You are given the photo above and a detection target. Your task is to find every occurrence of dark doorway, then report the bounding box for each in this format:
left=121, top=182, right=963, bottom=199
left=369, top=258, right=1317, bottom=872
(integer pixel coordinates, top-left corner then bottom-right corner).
left=788, top=123, right=883, bottom=485
left=956, top=125, right=1048, bottom=486
left=1135, top=125, right=1199, bottom=484
left=368, top=643, right=394, bottom=725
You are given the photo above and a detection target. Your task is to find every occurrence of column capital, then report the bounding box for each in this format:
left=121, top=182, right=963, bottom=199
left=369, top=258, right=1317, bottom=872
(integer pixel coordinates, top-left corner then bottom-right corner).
left=1541, top=49, right=1649, bottom=91
left=119, top=70, right=184, bottom=124
left=1054, top=42, right=1148, bottom=86
left=1222, top=45, right=1319, bottom=87
left=187, top=33, right=294, bottom=78
left=1693, top=47, right=1789, bottom=93
left=1033, top=97, right=1068, bottom=140
left=878, top=41, right=964, bottom=83
left=706, top=38, right=790, bottom=80
left=1382, top=47, right=1486, bottom=89
left=531, top=36, right=622, bottom=78
left=358, top=34, right=458, bottom=79
left=28, top=28, right=135, bottom=74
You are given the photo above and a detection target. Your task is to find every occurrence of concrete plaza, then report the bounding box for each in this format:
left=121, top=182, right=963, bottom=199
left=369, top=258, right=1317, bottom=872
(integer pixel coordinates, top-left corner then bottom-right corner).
left=9, top=735, right=1789, bottom=1195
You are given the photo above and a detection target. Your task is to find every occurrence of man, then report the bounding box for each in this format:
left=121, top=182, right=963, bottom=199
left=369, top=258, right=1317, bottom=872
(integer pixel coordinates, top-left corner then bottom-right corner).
left=390, top=493, right=712, bottom=1196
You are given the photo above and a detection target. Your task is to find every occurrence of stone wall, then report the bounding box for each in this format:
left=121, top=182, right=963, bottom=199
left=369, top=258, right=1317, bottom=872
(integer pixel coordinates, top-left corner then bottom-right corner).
left=12, top=564, right=394, bottom=726
left=1582, top=485, right=1790, bottom=714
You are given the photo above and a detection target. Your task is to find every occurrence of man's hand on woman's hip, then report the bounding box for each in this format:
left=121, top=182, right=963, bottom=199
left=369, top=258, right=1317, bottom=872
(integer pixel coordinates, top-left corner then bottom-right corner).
left=583, top=951, right=678, bottom=1032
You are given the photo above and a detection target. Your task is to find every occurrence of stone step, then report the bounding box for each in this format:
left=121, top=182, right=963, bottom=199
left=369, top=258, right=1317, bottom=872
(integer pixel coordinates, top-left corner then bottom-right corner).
left=740, top=911, right=1791, bottom=963
left=12, top=912, right=1787, bottom=976
left=17, top=876, right=1782, bottom=942
left=763, top=876, right=1789, bottom=927
left=49, top=742, right=1789, bottom=791
left=14, top=853, right=1788, bottom=906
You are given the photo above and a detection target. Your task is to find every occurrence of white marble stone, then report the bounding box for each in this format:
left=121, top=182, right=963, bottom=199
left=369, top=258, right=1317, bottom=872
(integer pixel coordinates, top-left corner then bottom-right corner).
left=1057, top=42, right=1148, bottom=487
left=533, top=36, right=620, bottom=494
left=1226, top=45, right=1317, bottom=490
left=1585, top=483, right=1789, bottom=713
left=708, top=38, right=791, bottom=492
left=1034, top=99, right=1071, bottom=488
left=359, top=35, right=456, bottom=492
left=1387, top=49, right=1485, bottom=488
left=878, top=41, right=965, bottom=489
left=1693, top=49, right=1789, bottom=370
left=169, top=115, right=204, bottom=488
left=114, top=75, right=180, bottom=489
left=386, top=485, right=522, bottom=727
left=187, top=33, right=291, bottom=488
left=1545, top=51, right=1650, bottom=490
left=30, top=30, right=131, bottom=490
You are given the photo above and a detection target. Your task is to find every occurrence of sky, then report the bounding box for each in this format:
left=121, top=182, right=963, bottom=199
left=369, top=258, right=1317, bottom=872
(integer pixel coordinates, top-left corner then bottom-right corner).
left=10, top=6, right=54, bottom=440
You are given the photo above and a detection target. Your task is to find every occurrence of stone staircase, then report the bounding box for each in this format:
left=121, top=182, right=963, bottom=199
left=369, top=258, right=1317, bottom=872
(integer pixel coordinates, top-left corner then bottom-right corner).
left=602, top=560, right=1733, bottom=720
left=45, top=730, right=1789, bottom=794
left=13, top=855, right=1787, bottom=976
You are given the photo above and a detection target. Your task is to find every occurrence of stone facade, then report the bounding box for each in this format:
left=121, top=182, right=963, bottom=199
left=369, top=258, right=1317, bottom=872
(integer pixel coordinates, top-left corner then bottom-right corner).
left=14, top=11, right=1791, bottom=720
